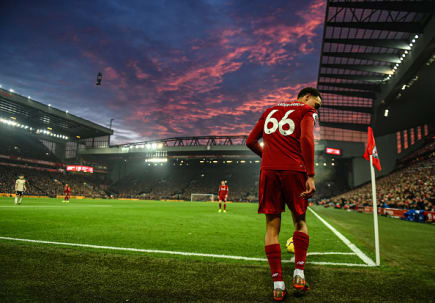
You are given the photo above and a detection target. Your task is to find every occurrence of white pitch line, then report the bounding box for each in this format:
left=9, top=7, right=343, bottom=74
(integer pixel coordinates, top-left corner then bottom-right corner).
left=308, top=252, right=356, bottom=256
left=287, top=252, right=356, bottom=263
left=0, top=205, right=112, bottom=208
left=0, top=236, right=363, bottom=267
left=306, top=262, right=371, bottom=267
left=308, top=207, right=376, bottom=267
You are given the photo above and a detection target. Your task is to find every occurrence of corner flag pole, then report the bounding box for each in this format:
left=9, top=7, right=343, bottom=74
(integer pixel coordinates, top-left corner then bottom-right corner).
left=370, top=155, right=380, bottom=266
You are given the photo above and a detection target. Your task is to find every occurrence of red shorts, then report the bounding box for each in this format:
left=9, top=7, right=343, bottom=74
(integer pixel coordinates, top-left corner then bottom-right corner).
left=258, top=169, right=308, bottom=216
left=219, top=195, right=227, bottom=202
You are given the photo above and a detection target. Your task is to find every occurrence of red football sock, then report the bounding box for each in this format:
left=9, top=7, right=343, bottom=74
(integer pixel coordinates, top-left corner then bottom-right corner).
left=265, top=244, right=283, bottom=281
left=293, top=231, right=309, bottom=270
left=219, top=202, right=221, bottom=209
left=224, top=203, right=226, bottom=210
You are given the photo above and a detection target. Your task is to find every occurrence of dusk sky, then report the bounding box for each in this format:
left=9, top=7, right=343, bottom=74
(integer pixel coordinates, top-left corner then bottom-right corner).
left=0, top=0, right=326, bottom=144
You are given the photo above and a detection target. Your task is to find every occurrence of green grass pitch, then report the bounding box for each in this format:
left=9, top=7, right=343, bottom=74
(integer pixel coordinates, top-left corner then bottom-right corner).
left=0, top=197, right=434, bottom=302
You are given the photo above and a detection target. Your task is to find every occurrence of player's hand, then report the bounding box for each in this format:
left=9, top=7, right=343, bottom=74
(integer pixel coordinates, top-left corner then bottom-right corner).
left=300, top=176, right=316, bottom=199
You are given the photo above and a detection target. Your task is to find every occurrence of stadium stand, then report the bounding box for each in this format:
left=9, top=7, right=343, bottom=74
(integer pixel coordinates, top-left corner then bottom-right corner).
left=0, top=87, right=114, bottom=199
left=0, top=127, right=59, bottom=162
left=0, top=165, right=107, bottom=198
left=320, top=142, right=434, bottom=212
left=109, top=160, right=259, bottom=201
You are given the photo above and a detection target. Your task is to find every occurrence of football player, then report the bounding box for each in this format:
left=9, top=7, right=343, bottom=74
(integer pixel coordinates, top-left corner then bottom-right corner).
left=14, top=175, right=26, bottom=205
left=218, top=180, right=229, bottom=212
left=63, top=184, right=71, bottom=203
left=246, top=87, right=321, bottom=300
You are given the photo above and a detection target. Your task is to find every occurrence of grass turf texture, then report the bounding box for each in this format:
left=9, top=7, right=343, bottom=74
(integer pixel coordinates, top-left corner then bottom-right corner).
left=0, top=198, right=433, bottom=302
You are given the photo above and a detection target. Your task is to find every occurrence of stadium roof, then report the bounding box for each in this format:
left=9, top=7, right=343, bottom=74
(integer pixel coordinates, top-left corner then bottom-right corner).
left=317, top=0, right=435, bottom=132
left=79, top=135, right=332, bottom=162
left=0, top=88, right=113, bottom=140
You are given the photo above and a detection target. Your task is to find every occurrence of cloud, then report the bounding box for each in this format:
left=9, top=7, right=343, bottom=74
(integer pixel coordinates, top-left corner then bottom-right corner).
left=105, top=1, right=324, bottom=141
left=0, top=0, right=325, bottom=143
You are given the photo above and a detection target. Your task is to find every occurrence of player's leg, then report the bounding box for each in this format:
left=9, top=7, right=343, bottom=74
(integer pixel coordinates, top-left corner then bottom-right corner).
left=218, top=197, right=222, bottom=212
left=291, top=212, right=310, bottom=289
left=282, top=171, right=310, bottom=293
left=223, top=198, right=227, bottom=212
left=259, top=169, right=287, bottom=300
left=265, top=214, right=286, bottom=300
left=14, top=194, right=18, bottom=205
left=18, top=193, right=23, bottom=205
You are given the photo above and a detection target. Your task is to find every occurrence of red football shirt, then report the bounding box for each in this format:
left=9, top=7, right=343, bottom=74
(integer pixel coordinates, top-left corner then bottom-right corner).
left=246, top=101, right=317, bottom=176
left=64, top=186, right=71, bottom=194
left=218, top=185, right=228, bottom=196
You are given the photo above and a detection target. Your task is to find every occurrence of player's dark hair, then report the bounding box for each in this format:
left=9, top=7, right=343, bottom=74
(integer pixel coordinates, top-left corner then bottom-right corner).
left=297, top=87, right=322, bottom=100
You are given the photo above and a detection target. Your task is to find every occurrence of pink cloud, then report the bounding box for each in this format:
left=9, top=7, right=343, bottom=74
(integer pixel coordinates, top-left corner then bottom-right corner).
left=104, top=66, right=119, bottom=80
left=127, top=60, right=151, bottom=80
left=78, top=1, right=325, bottom=142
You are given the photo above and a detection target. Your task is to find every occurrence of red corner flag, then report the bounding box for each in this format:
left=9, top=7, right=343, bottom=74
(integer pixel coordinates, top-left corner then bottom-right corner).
left=363, top=127, right=382, bottom=171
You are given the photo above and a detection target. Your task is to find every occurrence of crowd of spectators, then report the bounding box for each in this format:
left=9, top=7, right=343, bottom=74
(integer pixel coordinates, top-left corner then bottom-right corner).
left=4, top=140, right=432, bottom=208
left=320, top=148, right=434, bottom=212
left=110, top=161, right=260, bottom=201
left=0, top=165, right=107, bottom=198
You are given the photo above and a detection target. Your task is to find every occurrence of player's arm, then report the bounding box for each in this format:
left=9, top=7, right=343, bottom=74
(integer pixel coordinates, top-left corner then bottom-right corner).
left=15, top=181, right=17, bottom=192
left=300, top=112, right=316, bottom=198
left=246, top=114, right=265, bottom=157
left=23, top=181, right=26, bottom=192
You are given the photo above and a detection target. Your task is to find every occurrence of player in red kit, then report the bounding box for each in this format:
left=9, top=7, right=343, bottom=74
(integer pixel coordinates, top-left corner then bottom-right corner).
left=246, top=87, right=321, bottom=301
left=218, top=181, right=229, bottom=213
left=63, top=184, right=71, bottom=203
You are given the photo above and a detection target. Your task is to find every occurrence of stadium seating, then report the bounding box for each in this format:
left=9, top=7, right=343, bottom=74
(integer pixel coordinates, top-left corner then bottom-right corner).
left=320, top=145, right=434, bottom=212
left=0, top=127, right=59, bottom=162
left=0, top=165, right=107, bottom=198
left=110, top=161, right=260, bottom=201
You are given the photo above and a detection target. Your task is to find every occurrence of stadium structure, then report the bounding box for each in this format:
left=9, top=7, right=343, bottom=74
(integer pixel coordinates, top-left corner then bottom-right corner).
left=0, top=87, right=113, bottom=197
left=1, top=2, right=435, bottom=302
left=0, top=0, right=433, bottom=201
left=80, top=1, right=434, bottom=200
left=316, top=0, right=435, bottom=185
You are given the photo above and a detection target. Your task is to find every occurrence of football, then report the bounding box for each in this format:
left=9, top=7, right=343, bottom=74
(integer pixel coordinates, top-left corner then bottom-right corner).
left=286, top=237, right=295, bottom=254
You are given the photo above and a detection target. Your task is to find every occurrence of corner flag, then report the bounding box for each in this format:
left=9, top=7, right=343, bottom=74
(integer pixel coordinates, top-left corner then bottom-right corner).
left=363, top=127, right=382, bottom=171
left=363, top=126, right=381, bottom=266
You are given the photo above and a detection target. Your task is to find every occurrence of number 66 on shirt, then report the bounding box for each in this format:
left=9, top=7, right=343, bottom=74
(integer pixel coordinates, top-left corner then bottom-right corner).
left=248, top=102, right=318, bottom=174
left=264, top=109, right=296, bottom=136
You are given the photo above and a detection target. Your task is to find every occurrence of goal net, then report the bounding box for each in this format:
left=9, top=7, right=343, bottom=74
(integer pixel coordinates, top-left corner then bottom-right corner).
left=190, top=193, right=215, bottom=202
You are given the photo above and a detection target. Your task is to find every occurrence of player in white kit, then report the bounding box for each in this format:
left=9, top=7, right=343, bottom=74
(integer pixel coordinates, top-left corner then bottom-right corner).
left=15, top=175, right=27, bottom=205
